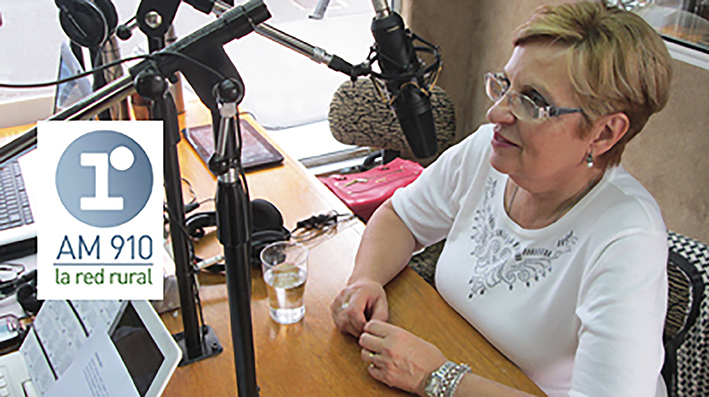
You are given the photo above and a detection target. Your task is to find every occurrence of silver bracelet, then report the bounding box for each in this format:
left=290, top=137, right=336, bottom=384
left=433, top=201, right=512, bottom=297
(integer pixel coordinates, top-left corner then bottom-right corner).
left=447, top=363, right=471, bottom=397
left=424, top=361, right=472, bottom=397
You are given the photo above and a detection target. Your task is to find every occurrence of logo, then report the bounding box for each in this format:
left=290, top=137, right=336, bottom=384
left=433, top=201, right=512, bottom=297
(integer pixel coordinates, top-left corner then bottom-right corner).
left=55, top=130, right=153, bottom=227
left=36, top=121, right=164, bottom=300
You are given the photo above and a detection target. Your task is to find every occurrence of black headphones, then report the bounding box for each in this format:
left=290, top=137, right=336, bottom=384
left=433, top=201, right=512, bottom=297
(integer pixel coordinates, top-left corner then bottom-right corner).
left=186, top=199, right=290, bottom=267
left=55, top=0, right=118, bottom=48
left=0, top=269, right=42, bottom=317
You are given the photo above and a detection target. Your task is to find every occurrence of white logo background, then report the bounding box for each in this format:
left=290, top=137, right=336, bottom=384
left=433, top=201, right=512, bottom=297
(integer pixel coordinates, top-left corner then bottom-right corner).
left=36, top=121, right=164, bottom=300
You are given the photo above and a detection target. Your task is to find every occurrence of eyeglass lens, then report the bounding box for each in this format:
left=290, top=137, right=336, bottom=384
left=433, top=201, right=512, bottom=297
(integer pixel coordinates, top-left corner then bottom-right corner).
left=485, top=74, right=540, bottom=120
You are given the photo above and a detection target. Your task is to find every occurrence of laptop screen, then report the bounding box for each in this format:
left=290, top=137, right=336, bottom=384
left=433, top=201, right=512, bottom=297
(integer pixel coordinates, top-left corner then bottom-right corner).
left=110, top=301, right=165, bottom=397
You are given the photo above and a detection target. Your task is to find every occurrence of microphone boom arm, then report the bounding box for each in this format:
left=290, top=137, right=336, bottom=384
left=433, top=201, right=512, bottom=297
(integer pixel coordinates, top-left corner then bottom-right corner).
left=253, top=23, right=367, bottom=79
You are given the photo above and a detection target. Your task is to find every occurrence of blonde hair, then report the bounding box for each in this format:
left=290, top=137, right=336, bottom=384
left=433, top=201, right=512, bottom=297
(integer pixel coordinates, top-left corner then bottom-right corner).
left=513, top=2, right=673, bottom=169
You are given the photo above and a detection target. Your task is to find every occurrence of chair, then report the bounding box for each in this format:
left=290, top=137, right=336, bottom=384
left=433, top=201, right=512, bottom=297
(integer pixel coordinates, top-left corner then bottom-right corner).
left=663, top=231, right=709, bottom=397
left=408, top=239, right=444, bottom=286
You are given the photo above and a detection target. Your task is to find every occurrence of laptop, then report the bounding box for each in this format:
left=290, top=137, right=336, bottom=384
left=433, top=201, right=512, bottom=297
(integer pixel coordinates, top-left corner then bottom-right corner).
left=0, top=155, right=36, bottom=262
left=0, top=42, right=91, bottom=262
left=0, top=300, right=181, bottom=397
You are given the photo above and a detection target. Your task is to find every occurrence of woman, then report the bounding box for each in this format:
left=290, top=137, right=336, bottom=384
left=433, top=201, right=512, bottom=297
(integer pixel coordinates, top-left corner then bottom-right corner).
left=331, top=2, right=673, bottom=396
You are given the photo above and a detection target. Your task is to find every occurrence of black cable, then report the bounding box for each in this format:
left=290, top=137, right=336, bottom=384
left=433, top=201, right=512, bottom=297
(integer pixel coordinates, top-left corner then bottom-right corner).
left=193, top=267, right=206, bottom=332
left=159, top=50, right=227, bottom=81
left=163, top=200, right=207, bottom=330
left=181, top=177, right=198, bottom=205
left=198, top=197, right=215, bottom=206
left=238, top=110, right=256, bottom=120
left=0, top=54, right=153, bottom=89
left=0, top=49, right=227, bottom=89
left=235, top=112, right=254, bottom=256
left=290, top=211, right=356, bottom=243
left=163, top=203, right=197, bottom=265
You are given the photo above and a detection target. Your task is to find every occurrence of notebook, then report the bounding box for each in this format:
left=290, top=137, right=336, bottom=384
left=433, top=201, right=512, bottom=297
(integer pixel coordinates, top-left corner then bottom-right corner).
left=0, top=300, right=181, bottom=397
left=182, top=119, right=284, bottom=176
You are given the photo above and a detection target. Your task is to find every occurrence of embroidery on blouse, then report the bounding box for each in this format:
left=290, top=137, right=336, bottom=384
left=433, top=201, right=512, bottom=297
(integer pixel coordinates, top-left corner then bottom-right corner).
left=467, top=177, right=578, bottom=298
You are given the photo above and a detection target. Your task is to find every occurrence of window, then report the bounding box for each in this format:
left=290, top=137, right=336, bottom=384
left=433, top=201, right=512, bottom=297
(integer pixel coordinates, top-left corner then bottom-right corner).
left=617, top=1, right=709, bottom=54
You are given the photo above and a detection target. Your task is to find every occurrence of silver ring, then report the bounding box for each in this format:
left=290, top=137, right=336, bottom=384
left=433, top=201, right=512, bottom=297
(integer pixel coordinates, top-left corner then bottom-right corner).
left=341, top=301, right=349, bottom=310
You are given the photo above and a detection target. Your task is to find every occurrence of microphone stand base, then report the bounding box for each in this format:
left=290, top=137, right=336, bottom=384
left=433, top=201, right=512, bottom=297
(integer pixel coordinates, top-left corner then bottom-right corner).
left=174, top=325, right=224, bottom=367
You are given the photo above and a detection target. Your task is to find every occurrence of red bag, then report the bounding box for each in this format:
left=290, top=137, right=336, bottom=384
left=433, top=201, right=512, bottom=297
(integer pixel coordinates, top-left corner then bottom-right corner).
left=318, top=157, right=424, bottom=221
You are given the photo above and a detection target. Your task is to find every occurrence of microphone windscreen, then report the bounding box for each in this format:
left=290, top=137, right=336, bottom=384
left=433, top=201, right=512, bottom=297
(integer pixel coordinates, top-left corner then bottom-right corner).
left=328, top=79, right=456, bottom=155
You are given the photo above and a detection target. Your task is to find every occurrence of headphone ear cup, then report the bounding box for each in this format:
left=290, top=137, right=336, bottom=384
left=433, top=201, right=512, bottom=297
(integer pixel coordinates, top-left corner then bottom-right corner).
left=92, top=0, right=118, bottom=34
left=58, top=0, right=108, bottom=48
left=17, top=282, right=43, bottom=317
left=251, top=199, right=284, bottom=233
left=250, top=230, right=289, bottom=265
left=185, top=211, right=217, bottom=239
left=250, top=199, right=289, bottom=265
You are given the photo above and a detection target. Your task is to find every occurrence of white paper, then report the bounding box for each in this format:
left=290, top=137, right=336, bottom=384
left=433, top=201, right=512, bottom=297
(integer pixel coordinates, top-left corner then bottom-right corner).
left=44, top=330, right=139, bottom=397
left=19, top=328, right=55, bottom=395
left=72, top=300, right=123, bottom=335
left=17, top=300, right=127, bottom=395
left=32, top=301, right=88, bottom=377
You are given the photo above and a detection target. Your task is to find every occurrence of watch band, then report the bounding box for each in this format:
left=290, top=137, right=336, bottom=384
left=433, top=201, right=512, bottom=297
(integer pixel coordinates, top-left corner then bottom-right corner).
left=447, top=363, right=471, bottom=397
left=424, top=361, right=472, bottom=397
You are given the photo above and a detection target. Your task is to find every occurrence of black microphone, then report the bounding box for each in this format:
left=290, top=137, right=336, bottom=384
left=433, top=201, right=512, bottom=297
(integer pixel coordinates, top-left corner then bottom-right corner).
left=329, top=78, right=455, bottom=154
left=370, top=0, right=438, bottom=158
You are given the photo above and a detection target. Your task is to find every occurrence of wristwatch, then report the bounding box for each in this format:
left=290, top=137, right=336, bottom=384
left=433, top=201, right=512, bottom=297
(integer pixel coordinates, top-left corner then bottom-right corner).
left=423, top=361, right=471, bottom=397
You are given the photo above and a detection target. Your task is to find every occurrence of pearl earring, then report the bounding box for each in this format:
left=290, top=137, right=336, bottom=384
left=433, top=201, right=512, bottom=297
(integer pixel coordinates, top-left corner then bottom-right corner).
left=586, top=153, right=594, bottom=168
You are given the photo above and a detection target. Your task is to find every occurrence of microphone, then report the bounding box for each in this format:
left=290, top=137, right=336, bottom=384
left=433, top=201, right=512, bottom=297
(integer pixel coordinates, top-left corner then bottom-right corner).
left=329, top=78, right=455, bottom=154
left=369, top=0, right=438, bottom=158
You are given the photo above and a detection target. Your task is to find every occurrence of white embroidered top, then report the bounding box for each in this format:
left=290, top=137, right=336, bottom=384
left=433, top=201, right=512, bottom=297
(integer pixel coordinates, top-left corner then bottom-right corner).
left=391, top=124, right=668, bottom=396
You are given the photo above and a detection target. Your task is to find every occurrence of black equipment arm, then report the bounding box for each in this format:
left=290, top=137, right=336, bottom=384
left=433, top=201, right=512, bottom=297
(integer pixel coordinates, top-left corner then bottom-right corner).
left=0, top=0, right=270, bottom=164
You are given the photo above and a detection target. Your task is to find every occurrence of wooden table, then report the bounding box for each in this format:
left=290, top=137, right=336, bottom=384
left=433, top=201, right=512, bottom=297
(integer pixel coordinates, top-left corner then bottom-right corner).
left=0, top=102, right=543, bottom=396
left=159, top=101, right=544, bottom=396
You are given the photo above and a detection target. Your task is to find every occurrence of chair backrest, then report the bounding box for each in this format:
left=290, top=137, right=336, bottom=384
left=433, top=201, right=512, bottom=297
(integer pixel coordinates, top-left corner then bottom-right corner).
left=663, top=231, right=709, bottom=397
left=328, top=78, right=456, bottom=157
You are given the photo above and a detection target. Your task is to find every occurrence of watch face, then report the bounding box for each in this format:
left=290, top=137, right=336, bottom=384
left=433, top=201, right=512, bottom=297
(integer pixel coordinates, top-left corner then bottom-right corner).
left=426, top=376, right=442, bottom=395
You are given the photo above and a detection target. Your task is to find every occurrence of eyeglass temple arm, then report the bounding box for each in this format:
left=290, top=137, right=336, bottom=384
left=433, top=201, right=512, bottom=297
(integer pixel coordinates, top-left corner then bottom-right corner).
left=546, top=106, right=583, bottom=118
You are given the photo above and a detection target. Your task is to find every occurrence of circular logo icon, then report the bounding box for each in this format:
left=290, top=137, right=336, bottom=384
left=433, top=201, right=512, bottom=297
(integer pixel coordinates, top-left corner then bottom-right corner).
left=56, top=130, right=154, bottom=227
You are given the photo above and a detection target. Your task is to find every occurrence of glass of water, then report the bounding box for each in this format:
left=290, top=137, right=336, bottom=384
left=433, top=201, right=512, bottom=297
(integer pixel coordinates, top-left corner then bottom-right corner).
left=260, top=241, right=309, bottom=324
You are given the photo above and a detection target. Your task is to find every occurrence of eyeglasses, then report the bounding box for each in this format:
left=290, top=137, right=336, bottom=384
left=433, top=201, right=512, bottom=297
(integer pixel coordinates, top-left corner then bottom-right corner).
left=484, top=72, right=583, bottom=121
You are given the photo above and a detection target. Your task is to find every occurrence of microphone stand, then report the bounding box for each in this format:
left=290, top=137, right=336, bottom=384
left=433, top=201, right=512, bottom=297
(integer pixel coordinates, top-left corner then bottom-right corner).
left=133, top=67, right=223, bottom=365
left=208, top=78, right=259, bottom=396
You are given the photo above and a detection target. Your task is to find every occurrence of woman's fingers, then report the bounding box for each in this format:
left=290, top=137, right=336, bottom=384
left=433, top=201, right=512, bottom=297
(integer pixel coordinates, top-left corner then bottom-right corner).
left=363, top=319, right=392, bottom=337
left=358, top=330, right=384, bottom=353
left=368, top=295, right=389, bottom=323
left=358, top=321, right=449, bottom=394
left=361, top=348, right=381, bottom=366
left=331, top=282, right=388, bottom=337
left=332, top=292, right=369, bottom=336
left=346, top=295, right=369, bottom=333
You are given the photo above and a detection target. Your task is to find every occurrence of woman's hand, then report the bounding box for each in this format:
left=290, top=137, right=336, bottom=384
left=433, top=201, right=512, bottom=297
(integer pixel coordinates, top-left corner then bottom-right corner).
left=359, top=320, right=447, bottom=395
left=331, top=279, right=389, bottom=337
